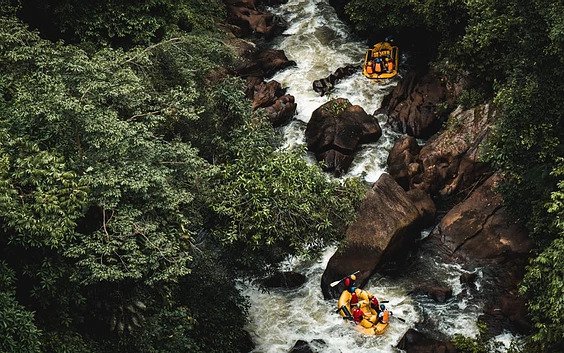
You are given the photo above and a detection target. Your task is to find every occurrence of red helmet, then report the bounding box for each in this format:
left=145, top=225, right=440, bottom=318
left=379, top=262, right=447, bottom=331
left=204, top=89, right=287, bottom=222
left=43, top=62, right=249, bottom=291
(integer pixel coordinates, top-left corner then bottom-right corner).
left=344, top=278, right=351, bottom=287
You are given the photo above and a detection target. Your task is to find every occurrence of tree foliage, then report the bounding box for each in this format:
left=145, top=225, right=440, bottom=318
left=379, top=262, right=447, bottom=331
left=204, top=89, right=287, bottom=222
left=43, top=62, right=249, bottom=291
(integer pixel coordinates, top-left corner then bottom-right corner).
left=211, top=119, right=365, bottom=276
left=0, top=1, right=366, bottom=351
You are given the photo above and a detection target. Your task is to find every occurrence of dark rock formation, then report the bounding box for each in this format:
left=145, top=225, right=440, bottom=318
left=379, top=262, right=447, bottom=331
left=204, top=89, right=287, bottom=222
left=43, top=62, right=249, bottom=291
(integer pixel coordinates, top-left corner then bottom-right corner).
left=251, top=80, right=286, bottom=110
left=409, top=284, right=453, bottom=303
left=312, top=64, right=360, bottom=96
left=388, top=104, right=495, bottom=199
left=459, top=271, right=478, bottom=289
left=396, top=329, right=458, bottom=353
left=387, top=135, right=421, bottom=190
left=321, top=173, right=424, bottom=299
left=406, top=189, right=436, bottom=229
left=289, top=340, right=313, bottom=353
left=235, top=49, right=296, bottom=79
left=426, top=173, right=533, bottom=335
left=233, top=49, right=297, bottom=127
left=226, top=1, right=287, bottom=40
left=264, top=94, right=297, bottom=127
left=429, top=173, right=531, bottom=262
left=378, top=70, right=455, bottom=139
left=262, top=271, right=306, bottom=289
left=305, top=98, right=382, bottom=176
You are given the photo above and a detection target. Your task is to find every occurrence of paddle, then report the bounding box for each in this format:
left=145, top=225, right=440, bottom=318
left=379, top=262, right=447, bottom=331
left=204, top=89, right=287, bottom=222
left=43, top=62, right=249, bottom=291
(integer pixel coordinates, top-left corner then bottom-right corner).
left=391, top=313, right=406, bottom=322
left=329, top=270, right=360, bottom=287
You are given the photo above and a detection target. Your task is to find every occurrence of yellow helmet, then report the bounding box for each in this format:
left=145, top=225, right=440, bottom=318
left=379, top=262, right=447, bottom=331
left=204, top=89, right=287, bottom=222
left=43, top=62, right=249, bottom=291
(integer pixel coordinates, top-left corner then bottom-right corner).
left=350, top=274, right=357, bottom=281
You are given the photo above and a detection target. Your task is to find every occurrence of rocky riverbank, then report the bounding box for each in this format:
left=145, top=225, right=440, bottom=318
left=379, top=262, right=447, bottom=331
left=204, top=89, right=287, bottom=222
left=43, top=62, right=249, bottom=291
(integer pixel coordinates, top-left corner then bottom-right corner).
left=220, top=0, right=532, bottom=351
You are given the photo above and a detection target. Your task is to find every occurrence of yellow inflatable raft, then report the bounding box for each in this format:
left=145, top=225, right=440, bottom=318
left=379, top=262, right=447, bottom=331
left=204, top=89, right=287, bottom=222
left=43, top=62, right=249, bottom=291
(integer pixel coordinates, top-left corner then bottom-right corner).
left=336, top=289, right=389, bottom=335
left=362, top=41, right=399, bottom=80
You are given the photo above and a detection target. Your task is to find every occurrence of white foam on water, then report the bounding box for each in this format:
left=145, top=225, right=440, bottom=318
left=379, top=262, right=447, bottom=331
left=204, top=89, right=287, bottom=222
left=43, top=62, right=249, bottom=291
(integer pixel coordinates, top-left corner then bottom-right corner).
left=242, top=247, right=418, bottom=353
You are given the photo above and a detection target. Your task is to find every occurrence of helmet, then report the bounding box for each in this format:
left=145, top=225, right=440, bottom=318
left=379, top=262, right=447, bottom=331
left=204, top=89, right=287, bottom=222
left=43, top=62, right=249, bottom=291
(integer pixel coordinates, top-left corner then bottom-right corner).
left=344, top=278, right=351, bottom=287
left=349, top=286, right=356, bottom=293
left=350, top=274, right=357, bottom=281
left=380, top=304, right=386, bottom=311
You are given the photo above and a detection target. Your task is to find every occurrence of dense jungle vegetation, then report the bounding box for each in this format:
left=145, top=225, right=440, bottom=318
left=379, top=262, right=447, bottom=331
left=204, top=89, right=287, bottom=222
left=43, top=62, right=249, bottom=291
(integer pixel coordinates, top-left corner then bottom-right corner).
left=345, top=0, right=563, bottom=351
left=0, top=1, right=365, bottom=352
left=0, top=0, right=562, bottom=352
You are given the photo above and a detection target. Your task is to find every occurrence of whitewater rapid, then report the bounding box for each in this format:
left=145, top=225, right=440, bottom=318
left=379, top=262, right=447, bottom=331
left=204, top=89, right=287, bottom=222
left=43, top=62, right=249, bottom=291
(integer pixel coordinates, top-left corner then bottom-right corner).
left=241, top=0, right=486, bottom=351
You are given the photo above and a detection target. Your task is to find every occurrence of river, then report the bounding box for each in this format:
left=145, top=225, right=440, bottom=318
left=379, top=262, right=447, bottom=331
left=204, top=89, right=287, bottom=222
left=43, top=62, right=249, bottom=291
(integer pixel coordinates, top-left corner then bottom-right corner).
left=241, top=0, right=498, bottom=351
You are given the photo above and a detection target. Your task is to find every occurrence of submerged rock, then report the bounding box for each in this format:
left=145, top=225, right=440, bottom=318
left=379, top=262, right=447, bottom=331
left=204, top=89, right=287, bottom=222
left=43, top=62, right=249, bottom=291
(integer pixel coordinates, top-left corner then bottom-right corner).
left=262, top=271, right=306, bottom=289
left=312, top=64, right=360, bottom=96
left=409, top=284, right=453, bottom=303
left=289, top=340, right=313, bottom=353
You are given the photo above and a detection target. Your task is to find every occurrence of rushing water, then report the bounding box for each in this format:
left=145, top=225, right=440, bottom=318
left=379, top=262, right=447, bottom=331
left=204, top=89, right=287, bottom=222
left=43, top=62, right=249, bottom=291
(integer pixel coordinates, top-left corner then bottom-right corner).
left=241, top=0, right=486, bottom=351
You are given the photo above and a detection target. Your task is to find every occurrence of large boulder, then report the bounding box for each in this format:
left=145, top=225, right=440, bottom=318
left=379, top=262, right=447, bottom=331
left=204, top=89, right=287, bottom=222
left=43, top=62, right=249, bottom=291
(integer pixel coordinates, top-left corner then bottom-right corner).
left=227, top=5, right=286, bottom=39
left=425, top=173, right=533, bottom=335
left=378, top=70, right=454, bottom=139
left=251, top=80, right=285, bottom=110
left=388, top=104, right=495, bottom=198
left=428, top=173, right=531, bottom=262
left=406, top=189, right=436, bottom=229
left=235, top=49, right=296, bottom=78
left=305, top=98, right=382, bottom=176
left=321, top=173, right=423, bottom=298
left=387, top=135, right=421, bottom=190
left=264, top=94, right=297, bottom=127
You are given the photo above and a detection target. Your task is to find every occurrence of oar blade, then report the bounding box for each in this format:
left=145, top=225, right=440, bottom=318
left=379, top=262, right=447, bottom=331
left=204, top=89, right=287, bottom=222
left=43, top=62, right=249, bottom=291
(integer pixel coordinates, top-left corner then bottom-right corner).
left=329, top=279, right=342, bottom=287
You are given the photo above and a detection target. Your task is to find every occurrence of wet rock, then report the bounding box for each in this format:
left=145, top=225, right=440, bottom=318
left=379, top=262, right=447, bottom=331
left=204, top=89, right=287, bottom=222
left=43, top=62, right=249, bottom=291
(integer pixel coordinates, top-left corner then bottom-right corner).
left=243, top=72, right=296, bottom=127
left=387, top=135, right=421, bottom=190
left=396, top=329, right=458, bottom=353
left=378, top=70, right=454, bottom=139
left=289, top=340, right=313, bottom=353
left=459, top=272, right=478, bottom=288
left=262, top=271, right=306, bottom=289
left=321, top=173, right=422, bottom=299
left=406, top=189, right=435, bottom=229
left=305, top=98, right=382, bottom=176
left=425, top=173, right=533, bottom=335
left=409, top=285, right=453, bottom=303
left=251, top=80, right=286, bottom=110
left=481, top=292, right=532, bottom=335
left=235, top=49, right=296, bottom=78
left=429, top=173, right=532, bottom=262
left=227, top=5, right=287, bottom=39
left=312, top=64, right=360, bottom=96
left=388, top=104, right=495, bottom=199
left=240, top=329, right=256, bottom=352
left=264, top=94, right=297, bottom=127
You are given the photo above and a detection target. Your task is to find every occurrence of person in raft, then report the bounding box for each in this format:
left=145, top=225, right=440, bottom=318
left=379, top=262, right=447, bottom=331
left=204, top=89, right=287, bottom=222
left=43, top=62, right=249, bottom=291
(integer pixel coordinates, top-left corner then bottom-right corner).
left=343, top=274, right=356, bottom=291
left=350, top=287, right=359, bottom=306
left=378, top=304, right=391, bottom=324
left=369, top=294, right=380, bottom=313
left=352, top=303, right=365, bottom=323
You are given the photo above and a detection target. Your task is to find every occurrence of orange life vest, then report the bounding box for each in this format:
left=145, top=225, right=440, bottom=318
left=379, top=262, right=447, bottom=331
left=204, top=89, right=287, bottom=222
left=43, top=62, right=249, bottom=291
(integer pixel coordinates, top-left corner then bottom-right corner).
left=386, top=61, right=394, bottom=72
left=366, top=63, right=374, bottom=74
left=380, top=310, right=390, bottom=324
left=375, top=62, right=382, bottom=73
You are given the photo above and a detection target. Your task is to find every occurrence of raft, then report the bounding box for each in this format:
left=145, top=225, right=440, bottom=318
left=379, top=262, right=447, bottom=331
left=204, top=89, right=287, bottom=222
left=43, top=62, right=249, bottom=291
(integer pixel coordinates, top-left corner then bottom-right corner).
left=362, top=41, right=399, bottom=80
left=336, top=289, right=389, bottom=335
